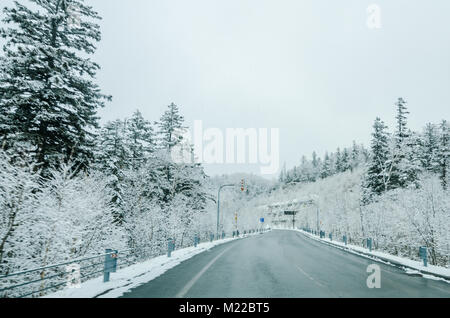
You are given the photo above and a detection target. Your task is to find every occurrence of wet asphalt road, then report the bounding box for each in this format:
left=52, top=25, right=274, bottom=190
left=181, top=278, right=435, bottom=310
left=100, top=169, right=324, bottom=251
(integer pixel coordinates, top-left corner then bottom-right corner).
left=121, top=230, right=450, bottom=298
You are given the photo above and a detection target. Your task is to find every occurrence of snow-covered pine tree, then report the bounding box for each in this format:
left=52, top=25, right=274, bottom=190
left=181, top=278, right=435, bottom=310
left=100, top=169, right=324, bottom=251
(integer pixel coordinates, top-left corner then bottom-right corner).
left=299, top=155, right=311, bottom=182
left=350, top=141, right=360, bottom=172
left=320, top=152, right=332, bottom=179
left=335, top=148, right=343, bottom=173
left=395, top=97, right=410, bottom=144
left=311, top=151, right=321, bottom=180
left=361, top=117, right=391, bottom=204
left=157, top=102, right=186, bottom=152
left=291, top=166, right=299, bottom=182
left=390, top=97, right=411, bottom=188
left=156, top=102, right=188, bottom=200
left=401, top=130, right=423, bottom=187
left=279, top=162, right=287, bottom=183
left=437, top=120, right=449, bottom=190
left=95, top=119, right=130, bottom=213
left=421, top=123, right=440, bottom=172
left=341, top=148, right=351, bottom=172
left=126, top=110, right=156, bottom=168
left=0, top=0, right=110, bottom=175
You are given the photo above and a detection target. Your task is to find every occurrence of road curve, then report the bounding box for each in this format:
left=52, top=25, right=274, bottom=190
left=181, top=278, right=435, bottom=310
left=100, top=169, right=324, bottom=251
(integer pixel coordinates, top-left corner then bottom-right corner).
left=120, top=230, right=450, bottom=298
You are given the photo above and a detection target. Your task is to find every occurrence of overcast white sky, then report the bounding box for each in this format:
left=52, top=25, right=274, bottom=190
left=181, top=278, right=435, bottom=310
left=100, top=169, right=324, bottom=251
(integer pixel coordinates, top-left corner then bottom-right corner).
left=5, top=1, right=450, bottom=178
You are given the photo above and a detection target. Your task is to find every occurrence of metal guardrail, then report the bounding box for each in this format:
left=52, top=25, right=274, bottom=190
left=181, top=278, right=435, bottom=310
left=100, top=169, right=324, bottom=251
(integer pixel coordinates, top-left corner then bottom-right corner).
left=0, top=248, right=132, bottom=298
left=0, top=228, right=269, bottom=298
left=300, top=227, right=435, bottom=267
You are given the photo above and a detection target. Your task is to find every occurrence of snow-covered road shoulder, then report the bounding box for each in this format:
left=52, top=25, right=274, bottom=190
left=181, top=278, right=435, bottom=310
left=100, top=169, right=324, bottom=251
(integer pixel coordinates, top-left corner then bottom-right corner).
left=44, top=236, right=244, bottom=298
left=286, top=228, right=450, bottom=282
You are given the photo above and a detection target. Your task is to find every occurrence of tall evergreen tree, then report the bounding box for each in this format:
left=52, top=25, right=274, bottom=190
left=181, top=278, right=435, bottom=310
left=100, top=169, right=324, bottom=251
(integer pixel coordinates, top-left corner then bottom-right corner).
left=156, top=102, right=189, bottom=201
left=341, top=148, right=351, bottom=172
left=351, top=141, right=360, bottom=172
left=437, top=120, right=449, bottom=190
left=402, top=130, right=423, bottom=187
left=95, top=119, right=129, bottom=211
left=421, top=123, right=440, bottom=172
left=279, top=163, right=286, bottom=183
left=126, top=110, right=155, bottom=168
left=0, top=0, right=110, bottom=174
left=390, top=97, right=412, bottom=188
left=157, top=102, right=186, bottom=152
left=321, top=152, right=332, bottom=179
left=361, top=117, right=391, bottom=204
left=311, top=151, right=320, bottom=180
left=335, top=148, right=343, bottom=173
left=395, top=97, right=410, bottom=144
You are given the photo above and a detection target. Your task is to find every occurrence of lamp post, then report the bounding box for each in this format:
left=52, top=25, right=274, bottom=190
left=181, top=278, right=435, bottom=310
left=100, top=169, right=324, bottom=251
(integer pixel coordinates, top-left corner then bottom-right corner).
left=217, top=184, right=236, bottom=240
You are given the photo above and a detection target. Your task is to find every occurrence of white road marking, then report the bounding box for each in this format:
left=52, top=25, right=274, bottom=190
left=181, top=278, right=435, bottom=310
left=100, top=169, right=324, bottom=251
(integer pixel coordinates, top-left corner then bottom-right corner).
left=176, top=245, right=234, bottom=298
left=295, top=264, right=326, bottom=288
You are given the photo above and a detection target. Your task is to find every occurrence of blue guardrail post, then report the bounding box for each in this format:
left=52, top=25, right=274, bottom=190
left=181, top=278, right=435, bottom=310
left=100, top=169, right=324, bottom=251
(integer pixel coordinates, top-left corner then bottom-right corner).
left=419, top=246, right=428, bottom=267
left=168, top=238, right=173, bottom=257
left=103, top=249, right=117, bottom=282
left=367, top=238, right=372, bottom=252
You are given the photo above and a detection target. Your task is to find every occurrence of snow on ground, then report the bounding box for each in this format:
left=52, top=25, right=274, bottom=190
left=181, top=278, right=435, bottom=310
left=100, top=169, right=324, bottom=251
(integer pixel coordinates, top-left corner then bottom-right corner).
left=278, top=228, right=450, bottom=282
left=44, top=235, right=251, bottom=298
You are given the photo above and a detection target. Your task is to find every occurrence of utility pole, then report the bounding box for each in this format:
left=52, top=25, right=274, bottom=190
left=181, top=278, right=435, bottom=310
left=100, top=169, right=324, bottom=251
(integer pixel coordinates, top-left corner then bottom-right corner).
left=316, top=205, right=320, bottom=233
left=217, top=184, right=236, bottom=240
left=216, top=180, right=245, bottom=239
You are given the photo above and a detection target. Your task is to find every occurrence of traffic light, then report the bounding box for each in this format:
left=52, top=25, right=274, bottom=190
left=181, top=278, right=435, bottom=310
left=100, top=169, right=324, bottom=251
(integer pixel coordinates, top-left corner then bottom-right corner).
left=240, top=179, right=245, bottom=192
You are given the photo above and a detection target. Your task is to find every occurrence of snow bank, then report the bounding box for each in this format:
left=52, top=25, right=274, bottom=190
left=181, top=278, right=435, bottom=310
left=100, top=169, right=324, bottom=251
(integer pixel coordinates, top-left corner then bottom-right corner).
left=285, top=228, right=450, bottom=282
left=44, top=236, right=249, bottom=298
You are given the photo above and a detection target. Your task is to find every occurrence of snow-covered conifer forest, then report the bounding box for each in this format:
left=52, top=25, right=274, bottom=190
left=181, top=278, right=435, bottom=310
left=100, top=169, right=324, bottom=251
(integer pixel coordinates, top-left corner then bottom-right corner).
left=0, top=0, right=448, bottom=297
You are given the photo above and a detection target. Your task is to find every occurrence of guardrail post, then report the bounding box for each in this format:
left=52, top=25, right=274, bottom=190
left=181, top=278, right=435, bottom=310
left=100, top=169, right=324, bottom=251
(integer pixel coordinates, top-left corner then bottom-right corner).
left=168, top=238, right=174, bottom=257
left=419, top=246, right=428, bottom=267
left=103, top=249, right=118, bottom=283
left=343, top=235, right=347, bottom=245
left=367, top=238, right=372, bottom=252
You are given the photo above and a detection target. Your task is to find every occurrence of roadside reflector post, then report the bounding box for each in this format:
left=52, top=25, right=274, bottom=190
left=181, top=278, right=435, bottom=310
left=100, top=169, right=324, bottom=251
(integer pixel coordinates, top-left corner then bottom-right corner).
left=222, top=231, right=225, bottom=239
left=103, top=249, right=118, bottom=282
left=367, top=238, right=372, bottom=252
left=194, top=235, right=198, bottom=247
left=419, top=246, right=428, bottom=267
left=210, top=233, right=214, bottom=242
left=168, top=238, right=174, bottom=257
left=329, top=233, right=332, bottom=241
left=343, top=235, right=347, bottom=245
